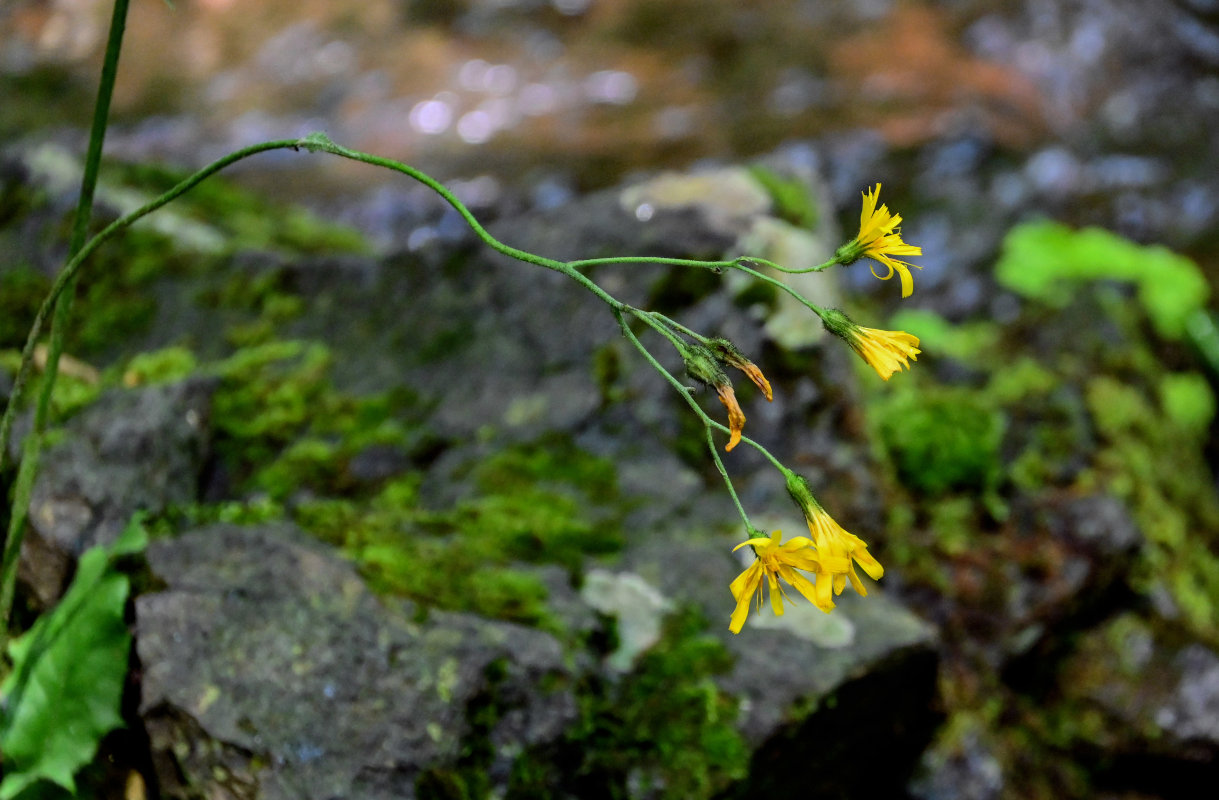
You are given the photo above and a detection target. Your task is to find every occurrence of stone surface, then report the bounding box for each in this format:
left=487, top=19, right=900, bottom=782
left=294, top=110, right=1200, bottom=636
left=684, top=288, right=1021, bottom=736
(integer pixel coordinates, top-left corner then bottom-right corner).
left=18, top=377, right=214, bottom=605
left=620, top=532, right=941, bottom=798
left=137, top=523, right=577, bottom=800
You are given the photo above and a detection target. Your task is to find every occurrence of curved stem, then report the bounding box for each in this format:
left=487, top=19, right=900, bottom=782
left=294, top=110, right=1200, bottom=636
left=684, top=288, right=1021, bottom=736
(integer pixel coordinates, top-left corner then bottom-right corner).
left=729, top=260, right=828, bottom=320
left=0, top=139, right=300, bottom=474
left=0, top=0, right=134, bottom=646
left=649, top=312, right=708, bottom=345
left=568, top=256, right=734, bottom=272
left=740, top=256, right=837, bottom=275
left=300, top=135, right=569, bottom=275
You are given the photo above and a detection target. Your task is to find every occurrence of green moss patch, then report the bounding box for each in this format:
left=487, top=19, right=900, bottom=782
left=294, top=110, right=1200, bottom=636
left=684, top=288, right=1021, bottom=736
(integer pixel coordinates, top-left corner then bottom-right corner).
left=995, top=221, right=1208, bottom=340
left=874, top=384, right=1005, bottom=496
left=508, top=609, right=747, bottom=799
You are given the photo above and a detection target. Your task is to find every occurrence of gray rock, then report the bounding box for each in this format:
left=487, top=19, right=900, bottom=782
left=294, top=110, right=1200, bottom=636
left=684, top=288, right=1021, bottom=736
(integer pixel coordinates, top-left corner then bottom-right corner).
left=909, top=729, right=1005, bottom=800
left=1056, top=613, right=1219, bottom=778
left=20, top=376, right=214, bottom=605
left=137, top=524, right=576, bottom=800
left=619, top=532, right=941, bottom=798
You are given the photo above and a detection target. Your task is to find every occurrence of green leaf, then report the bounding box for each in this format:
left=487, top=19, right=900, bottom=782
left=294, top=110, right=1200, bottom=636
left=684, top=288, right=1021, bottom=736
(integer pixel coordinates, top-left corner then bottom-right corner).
left=994, top=221, right=1208, bottom=340
left=0, top=517, right=148, bottom=798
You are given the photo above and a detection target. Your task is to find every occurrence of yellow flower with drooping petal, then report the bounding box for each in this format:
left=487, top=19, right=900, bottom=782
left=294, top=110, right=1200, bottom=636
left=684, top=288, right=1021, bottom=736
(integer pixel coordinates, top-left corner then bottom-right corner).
left=846, top=326, right=921, bottom=380
left=836, top=183, right=922, bottom=298
left=729, top=531, right=848, bottom=633
left=818, top=308, right=920, bottom=380
left=802, top=501, right=884, bottom=609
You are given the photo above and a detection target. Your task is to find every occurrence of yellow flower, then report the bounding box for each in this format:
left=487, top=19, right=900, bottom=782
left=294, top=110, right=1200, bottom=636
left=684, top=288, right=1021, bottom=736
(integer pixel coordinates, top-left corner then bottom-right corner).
left=729, top=531, right=848, bottom=633
left=837, top=183, right=922, bottom=298
left=802, top=502, right=884, bottom=609
left=846, top=326, right=921, bottom=380
left=818, top=308, right=920, bottom=380
left=715, top=383, right=746, bottom=452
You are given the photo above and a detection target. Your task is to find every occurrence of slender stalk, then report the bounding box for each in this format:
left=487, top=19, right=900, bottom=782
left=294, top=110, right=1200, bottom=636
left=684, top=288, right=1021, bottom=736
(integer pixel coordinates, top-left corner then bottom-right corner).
left=0, top=0, right=132, bottom=643
left=705, top=427, right=758, bottom=536
left=738, top=255, right=837, bottom=275
left=568, top=255, right=735, bottom=272
left=649, top=312, right=708, bottom=344
left=0, top=140, right=300, bottom=476
left=730, top=260, right=829, bottom=320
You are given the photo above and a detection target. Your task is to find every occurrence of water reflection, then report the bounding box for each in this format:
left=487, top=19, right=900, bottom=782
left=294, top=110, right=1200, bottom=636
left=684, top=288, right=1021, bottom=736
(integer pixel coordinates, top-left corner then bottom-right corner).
left=3, top=0, right=1219, bottom=252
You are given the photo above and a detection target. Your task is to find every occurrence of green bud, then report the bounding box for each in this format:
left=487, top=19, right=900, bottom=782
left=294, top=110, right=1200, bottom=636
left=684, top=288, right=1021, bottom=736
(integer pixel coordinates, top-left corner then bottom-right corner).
left=681, top=343, right=728, bottom=388
left=707, top=337, right=747, bottom=366
left=834, top=240, right=865, bottom=265
left=818, top=307, right=856, bottom=340
left=784, top=471, right=815, bottom=510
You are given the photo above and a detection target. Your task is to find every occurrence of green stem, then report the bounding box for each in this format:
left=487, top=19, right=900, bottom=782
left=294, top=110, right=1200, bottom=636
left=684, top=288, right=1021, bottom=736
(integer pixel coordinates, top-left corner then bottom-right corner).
left=704, top=427, right=758, bottom=536
left=611, top=308, right=792, bottom=534
left=568, top=256, right=735, bottom=272
left=648, top=312, right=708, bottom=344
left=300, top=135, right=569, bottom=276
left=739, top=255, right=837, bottom=274
left=730, top=259, right=828, bottom=320
left=0, top=139, right=299, bottom=477
left=0, top=0, right=132, bottom=645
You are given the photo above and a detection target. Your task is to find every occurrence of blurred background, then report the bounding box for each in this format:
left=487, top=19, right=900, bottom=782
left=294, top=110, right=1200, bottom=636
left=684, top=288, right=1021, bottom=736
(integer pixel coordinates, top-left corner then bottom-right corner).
left=4, top=1, right=1219, bottom=799
left=6, top=0, right=1219, bottom=255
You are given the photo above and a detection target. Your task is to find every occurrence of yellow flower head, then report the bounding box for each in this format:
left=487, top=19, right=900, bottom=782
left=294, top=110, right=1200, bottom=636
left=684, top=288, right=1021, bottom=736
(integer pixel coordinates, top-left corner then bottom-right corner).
left=802, top=502, right=884, bottom=609
left=836, top=183, right=922, bottom=298
left=729, top=531, right=848, bottom=633
left=847, top=326, right=921, bottom=380
left=819, top=308, right=920, bottom=380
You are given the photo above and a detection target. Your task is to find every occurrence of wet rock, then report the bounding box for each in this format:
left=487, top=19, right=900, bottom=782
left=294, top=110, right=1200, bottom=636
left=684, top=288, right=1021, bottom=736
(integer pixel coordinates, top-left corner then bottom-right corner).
left=909, top=728, right=1006, bottom=800
left=620, top=532, right=941, bottom=799
left=137, top=523, right=577, bottom=800
left=1055, top=612, right=1219, bottom=796
left=18, top=376, right=214, bottom=606
left=999, top=492, right=1142, bottom=682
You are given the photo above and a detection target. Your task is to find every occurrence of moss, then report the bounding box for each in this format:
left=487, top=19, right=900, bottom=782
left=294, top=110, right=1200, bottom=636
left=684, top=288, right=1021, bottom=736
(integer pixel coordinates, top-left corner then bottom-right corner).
left=0, top=265, right=48, bottom=350
left=1158, top=371, right=1215, bottom=435
left=0, top=349, right=103, bottom=421
left=146, top=497, right=287, bottom=540
left=994, top=222, right=1208, bottom=340
left=98, top=160, right=369, bottom=256
left=747, top=165, right=819, bottom=230
left=121, top=346, right=199, bottom=386
left=508, top=609, right=747, bottom=799
left=296, top=478, right=555, bottom=629
left=211, top=340, right=333, bottom=474
left=592, top=342, right=626, bottom=406
left=874, top=384, right=1004, bottom=496
left=470, top=434, right=618, bottom=502
left=283, top=434, right=624, bottom=629
left=928, top=496, right=977, bottom=557
left=1085, top=375, right=1219, bottom=641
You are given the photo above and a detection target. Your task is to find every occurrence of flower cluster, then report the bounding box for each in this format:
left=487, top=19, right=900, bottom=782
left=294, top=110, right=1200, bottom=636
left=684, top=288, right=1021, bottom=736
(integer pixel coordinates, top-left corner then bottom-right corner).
left=727, top=184, right=922, bottom=633
left=729, top=477, right=885, bottom=633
